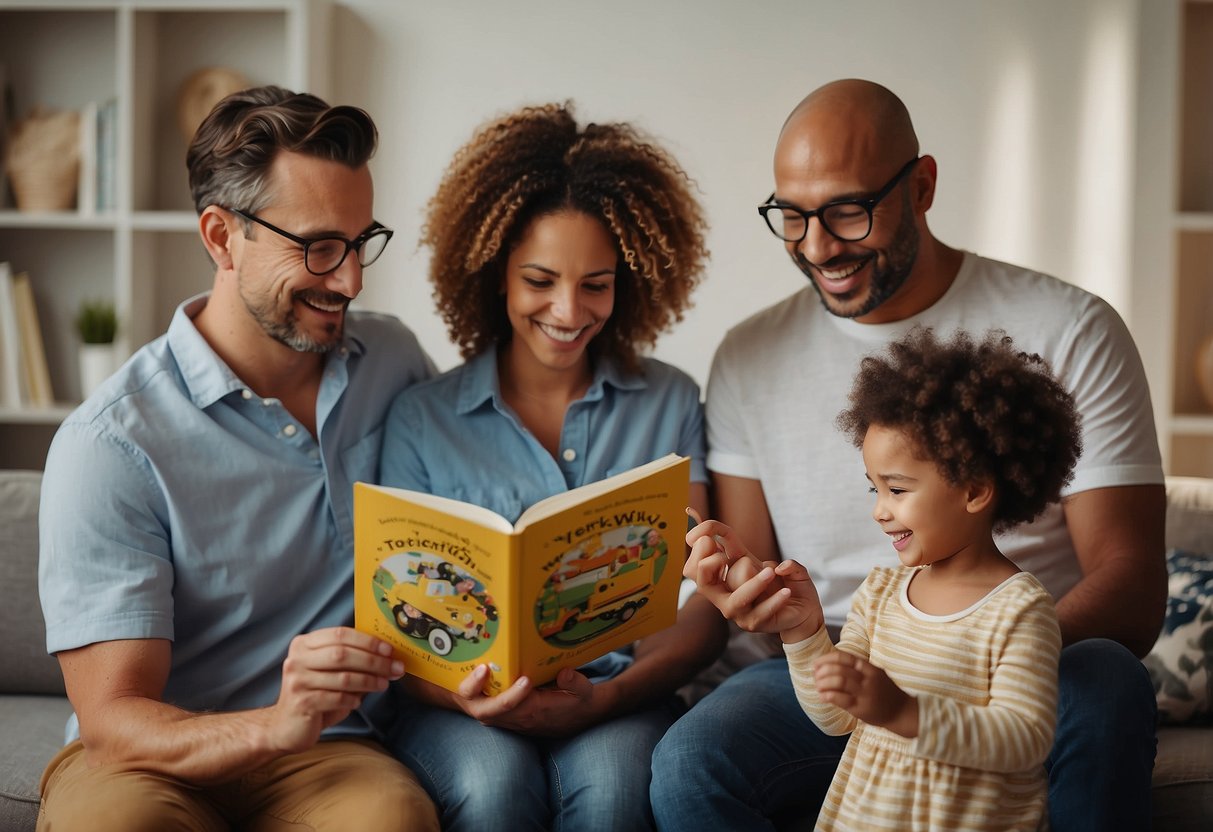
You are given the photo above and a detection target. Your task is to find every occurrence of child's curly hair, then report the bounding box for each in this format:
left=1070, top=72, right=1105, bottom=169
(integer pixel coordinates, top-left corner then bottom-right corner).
left=420, top=101, right=709, bottom=374
left=836, top=327, right=1082, bottom=534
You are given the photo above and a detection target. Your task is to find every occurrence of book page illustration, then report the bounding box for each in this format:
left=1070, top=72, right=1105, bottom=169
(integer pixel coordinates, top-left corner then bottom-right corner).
left=535, top=523, right=670, bottom=647
left=372, top=551, right=498, bottom=662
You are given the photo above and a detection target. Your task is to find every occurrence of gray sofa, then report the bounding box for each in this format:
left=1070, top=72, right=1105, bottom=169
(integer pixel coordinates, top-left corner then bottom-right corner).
left=1, top=469, right=1210, bottom=830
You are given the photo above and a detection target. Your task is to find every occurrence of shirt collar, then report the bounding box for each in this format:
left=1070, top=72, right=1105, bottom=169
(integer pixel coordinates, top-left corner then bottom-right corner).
left=454, top=347, right=647, bottom=416
left=167, top=292, right=365, bottom=409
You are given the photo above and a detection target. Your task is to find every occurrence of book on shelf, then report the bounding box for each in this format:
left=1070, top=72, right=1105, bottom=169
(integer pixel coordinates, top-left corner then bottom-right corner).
left=76, top=100, right=97, bottom=217
left=0, top=262, right=25, bottom=407
left=354, top=453, right=691, bottom=695
left=11, top=271, right=53, bottom=407
left=95, top=98, right=117, bottom=212
left=0, top=63, right=11, bottom=210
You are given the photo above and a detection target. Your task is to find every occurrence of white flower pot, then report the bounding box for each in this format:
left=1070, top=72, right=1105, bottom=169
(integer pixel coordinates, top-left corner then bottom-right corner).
left=78, top=343, right=117, bottom=400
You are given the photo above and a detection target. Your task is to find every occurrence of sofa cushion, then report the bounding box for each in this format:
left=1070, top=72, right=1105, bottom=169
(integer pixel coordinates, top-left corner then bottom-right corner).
left=1166, top=476, right=1213, bottom=554
left=1147, top=477, right=1213, bottom=726
left=1145, top=548, right=1213, bottom=724
left=1152, top=725, right=1213, bottom=832
left=0, top=695, right=73, bottom=831
left=0, top=470, right=65, bottom=695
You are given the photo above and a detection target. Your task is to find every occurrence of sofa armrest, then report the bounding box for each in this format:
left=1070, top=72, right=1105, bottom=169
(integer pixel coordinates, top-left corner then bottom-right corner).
left=0, top=470, right=66, bottom=695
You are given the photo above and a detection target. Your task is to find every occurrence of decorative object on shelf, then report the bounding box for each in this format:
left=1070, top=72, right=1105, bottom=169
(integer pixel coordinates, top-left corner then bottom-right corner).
left=1197, top=333, right=1213, bottom=412
left=176, top=67, right=251, bottom=142
left=75, top=300, right=118, bottom=401
left=4, top=107, right=80, bottom=212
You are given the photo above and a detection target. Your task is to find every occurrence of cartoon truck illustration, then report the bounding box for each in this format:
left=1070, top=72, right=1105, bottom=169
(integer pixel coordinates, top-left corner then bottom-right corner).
left=536, top=546, right=658, bottom=639
left=384, top=574, right=496, bottom=656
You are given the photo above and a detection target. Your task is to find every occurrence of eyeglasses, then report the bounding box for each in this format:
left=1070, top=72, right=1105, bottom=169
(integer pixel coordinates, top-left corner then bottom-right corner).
left=757, top=157, right=921, bottom=244
left=227, top=208, right=394, bottom=275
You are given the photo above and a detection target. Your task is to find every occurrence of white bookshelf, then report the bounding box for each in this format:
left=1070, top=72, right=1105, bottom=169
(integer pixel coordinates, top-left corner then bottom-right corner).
left=0, top=0, right=331, bottom=468
left=1165, top=1, right=1213, bottom=477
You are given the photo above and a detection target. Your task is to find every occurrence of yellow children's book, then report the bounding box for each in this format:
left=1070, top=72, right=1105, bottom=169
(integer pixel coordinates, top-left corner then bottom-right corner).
left=354, top=453, right=690, bottom=695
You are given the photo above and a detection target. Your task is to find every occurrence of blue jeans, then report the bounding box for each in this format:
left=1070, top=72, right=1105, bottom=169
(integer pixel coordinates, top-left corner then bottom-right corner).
left=1047, top=638, right=1158, bottom=831
left=387, top=695, right=683, bottom=832
left=650, top=639, right=1157, bottom=831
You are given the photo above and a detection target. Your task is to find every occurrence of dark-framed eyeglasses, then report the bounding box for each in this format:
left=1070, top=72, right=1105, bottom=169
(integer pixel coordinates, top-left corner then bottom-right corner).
left=757, top=156, right=921, bottom=244
left=227, top=208, right=394, bottom=275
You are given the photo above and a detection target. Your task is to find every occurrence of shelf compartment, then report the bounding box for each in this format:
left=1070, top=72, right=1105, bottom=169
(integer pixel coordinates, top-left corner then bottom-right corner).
left=131, top=8, right=290, bottom=214
left=0, top=226, right=115, bottom=403
left=1179, top=0, right=1213, bottom=211
left=1173, top=230, right=1213, bottom=416
left=1169, top=433, right=1213, bottom=477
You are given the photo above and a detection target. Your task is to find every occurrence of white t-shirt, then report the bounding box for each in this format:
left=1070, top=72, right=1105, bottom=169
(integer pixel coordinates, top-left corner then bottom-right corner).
left=706, top=251, right=1163, bottom=628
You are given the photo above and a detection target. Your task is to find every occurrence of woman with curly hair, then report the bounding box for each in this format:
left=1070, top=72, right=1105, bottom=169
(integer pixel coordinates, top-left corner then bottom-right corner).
left=684, top=327, right=1082, bottom=831
left=380, top=102, right=726, bottom=831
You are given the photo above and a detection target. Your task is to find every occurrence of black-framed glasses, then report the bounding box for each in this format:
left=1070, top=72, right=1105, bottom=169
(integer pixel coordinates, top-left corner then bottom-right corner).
left=227, top=208, right=394, bottom=275
left=758, top=157, right=921, bottom=244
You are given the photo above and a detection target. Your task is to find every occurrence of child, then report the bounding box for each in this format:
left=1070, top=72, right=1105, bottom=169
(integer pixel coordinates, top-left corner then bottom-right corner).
left=686, top=327, right=1082, bottom=831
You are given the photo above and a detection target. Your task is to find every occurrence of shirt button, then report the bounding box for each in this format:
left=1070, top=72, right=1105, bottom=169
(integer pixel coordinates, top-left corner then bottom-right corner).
left=283, top=424, right=298, bottom=437
left=241, top=389, right=253, bottom=400
left=562, top=448, right=576, bottom=462
left=262, top=398, right=274, bottom=407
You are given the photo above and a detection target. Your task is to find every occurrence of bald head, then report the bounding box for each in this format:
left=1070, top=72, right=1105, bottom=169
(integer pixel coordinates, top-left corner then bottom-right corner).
left=777, top=79, right=919, bottom=179
left=768, top=79, right=959, bottom=324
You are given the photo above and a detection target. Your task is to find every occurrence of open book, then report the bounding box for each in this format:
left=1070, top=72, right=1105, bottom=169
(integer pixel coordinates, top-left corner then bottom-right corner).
left=354, top=454, right=690, bottom=694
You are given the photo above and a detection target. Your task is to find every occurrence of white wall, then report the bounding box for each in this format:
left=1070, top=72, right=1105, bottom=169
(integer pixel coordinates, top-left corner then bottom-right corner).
left=332, top=0, right=1146, bottom=390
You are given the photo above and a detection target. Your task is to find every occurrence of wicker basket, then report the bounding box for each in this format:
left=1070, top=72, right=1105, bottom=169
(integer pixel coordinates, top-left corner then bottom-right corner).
left=4, top=107, right=80, bottom=212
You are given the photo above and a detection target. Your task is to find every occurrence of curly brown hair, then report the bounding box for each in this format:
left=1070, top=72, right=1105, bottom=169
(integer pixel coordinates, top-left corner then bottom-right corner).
left=421, top=102, right=709, bottom=373
left=836, top=328, right=1083, bottom=534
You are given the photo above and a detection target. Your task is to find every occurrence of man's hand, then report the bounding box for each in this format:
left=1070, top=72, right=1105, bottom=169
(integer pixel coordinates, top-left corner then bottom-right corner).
left=266, top=627, right=404, bottom=754
left=812, top=650, right=919, bottom=738
left=685, top=515, right=823, bottom=637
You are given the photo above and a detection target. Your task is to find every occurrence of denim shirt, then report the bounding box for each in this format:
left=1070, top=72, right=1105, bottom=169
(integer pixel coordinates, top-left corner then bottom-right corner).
left=380, top=349, right=707, bottom=522
left=38, top=294, right=435, bottom=743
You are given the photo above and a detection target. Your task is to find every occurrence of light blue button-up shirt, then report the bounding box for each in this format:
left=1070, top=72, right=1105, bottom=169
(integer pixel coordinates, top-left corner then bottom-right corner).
left=380, top=349, right=707, bottom=522
left=38, top=295, right=434, bottom=743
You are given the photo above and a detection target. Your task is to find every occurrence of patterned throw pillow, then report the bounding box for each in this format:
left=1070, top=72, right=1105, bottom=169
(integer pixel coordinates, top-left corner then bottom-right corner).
left=1144, top=548, right=1213, bottom=725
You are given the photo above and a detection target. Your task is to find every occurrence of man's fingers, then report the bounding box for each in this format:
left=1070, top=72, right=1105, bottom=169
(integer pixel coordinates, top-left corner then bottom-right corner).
left=284, top=628, right=404, bottom=689
left=718, top=567, right=778, bottom=617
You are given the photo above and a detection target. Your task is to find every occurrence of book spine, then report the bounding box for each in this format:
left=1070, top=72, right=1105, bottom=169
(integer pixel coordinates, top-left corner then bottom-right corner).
left=11, top=272, right=54, bottom=406
left=77, top=101, right=97, bottom=217
left=0, top=263, right=26, bottom=407
left=96, top=98, right=117, bottom=212
left=509, top=535, right=522, bottom=686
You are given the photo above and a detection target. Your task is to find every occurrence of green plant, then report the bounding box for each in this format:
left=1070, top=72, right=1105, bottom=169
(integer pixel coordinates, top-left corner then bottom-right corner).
left=75, top=300, right=118, bottom=344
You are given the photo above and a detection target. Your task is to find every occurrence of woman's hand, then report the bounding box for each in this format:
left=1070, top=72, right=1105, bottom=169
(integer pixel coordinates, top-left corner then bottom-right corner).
left=441, top=665, right=605, bottom=737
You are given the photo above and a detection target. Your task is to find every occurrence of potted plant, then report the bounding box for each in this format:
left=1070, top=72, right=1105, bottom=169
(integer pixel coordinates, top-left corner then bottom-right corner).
left=75, top=299, right=118, bottom=399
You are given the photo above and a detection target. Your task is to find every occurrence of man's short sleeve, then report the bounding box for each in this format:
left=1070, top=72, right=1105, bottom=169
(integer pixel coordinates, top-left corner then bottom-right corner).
left=705, top=331, right=761, bottom=479
left=39, top=420, right=175, bottom=654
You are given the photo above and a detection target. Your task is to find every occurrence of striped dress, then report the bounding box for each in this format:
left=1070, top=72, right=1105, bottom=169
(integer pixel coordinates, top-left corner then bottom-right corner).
left=785, top=567, right=1060, bottom=832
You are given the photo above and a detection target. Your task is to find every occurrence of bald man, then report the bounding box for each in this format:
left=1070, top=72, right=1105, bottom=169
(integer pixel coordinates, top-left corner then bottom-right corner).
left=651, top=79, right=1165, bottom=831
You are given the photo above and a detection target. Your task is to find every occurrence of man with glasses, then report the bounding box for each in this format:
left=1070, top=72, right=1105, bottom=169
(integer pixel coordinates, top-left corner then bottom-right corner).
left=652, top=78, right=1164, bottom=831
left=37, top=86, right=438, bottom=831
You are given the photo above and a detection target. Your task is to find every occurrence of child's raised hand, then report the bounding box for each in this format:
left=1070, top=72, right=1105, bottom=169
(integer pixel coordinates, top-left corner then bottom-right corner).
left=769, top=560, right=826, bottom=642
left=812, top=651, right=919, bottom=739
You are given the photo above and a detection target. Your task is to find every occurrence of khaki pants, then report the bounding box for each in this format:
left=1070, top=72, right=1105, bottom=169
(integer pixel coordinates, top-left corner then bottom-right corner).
left=37, top=738, right=439, bottom=832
